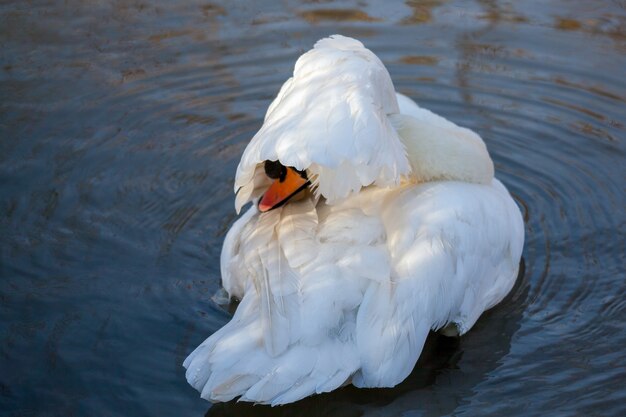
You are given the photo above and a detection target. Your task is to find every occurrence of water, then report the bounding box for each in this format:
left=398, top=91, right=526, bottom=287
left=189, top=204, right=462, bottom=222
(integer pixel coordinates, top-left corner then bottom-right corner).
left=1, top=1, right=625, bottom=416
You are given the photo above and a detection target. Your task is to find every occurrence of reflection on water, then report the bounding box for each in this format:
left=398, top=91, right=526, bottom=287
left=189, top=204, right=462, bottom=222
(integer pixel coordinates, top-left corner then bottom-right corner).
left=300, top=9, right=383, bottom=24
left=1, top=0, right=625, bottom=416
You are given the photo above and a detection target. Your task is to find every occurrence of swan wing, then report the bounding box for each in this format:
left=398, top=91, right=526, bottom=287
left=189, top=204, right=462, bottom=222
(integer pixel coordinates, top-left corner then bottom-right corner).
left=354, top=180, right=524, bottom=387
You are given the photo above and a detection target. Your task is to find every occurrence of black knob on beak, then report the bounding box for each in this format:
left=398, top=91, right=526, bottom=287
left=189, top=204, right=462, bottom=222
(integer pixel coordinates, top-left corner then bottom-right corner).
left=264, top=160, right=287, bottom=182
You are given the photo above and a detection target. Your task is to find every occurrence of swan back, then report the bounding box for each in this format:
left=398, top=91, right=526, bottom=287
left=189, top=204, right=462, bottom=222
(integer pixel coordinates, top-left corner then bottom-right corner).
left=392, top=94, right=494, bottom=184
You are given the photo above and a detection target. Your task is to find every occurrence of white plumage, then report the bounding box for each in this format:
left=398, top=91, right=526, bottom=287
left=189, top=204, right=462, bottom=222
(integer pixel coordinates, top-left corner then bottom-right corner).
left=184, top=35, right=524, bottom=405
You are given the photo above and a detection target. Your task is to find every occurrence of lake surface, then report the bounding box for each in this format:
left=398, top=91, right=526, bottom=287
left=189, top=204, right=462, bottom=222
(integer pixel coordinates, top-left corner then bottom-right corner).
left=1, top=0, right=625, bottom=416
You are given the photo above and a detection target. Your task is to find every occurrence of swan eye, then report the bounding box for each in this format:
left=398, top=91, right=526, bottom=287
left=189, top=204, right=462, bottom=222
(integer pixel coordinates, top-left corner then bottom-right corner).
left=264, top=160, right=287, bottom=181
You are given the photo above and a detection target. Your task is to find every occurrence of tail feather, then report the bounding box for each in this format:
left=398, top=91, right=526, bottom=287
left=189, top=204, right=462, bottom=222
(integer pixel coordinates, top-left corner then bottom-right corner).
left=183, top=307, right=360, bottom=404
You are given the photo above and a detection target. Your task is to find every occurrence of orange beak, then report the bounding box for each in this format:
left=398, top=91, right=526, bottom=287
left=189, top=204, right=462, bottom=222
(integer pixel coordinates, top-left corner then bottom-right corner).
left=258, top=167, right=310, bottom=212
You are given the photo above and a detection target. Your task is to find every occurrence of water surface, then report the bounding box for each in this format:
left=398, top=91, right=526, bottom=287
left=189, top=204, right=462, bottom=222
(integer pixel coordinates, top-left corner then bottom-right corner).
left=1, top=1, right=625, bottom=416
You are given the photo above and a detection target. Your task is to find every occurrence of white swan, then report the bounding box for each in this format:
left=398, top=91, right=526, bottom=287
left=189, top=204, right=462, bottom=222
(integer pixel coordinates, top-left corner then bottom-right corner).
left=184, top=35, right=524, bottom=405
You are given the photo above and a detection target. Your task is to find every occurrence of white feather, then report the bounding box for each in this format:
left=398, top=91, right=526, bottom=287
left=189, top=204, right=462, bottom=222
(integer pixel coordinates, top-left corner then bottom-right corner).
left=277, top=198, right=318, bottom=269
left=185, top=35, right=524, bottom=405
left=234, top=35, right=410, bottom=208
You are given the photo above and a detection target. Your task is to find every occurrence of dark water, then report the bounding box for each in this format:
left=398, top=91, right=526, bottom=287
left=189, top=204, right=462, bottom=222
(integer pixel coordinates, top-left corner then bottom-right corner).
left=2, top=1, right=625, bottom=416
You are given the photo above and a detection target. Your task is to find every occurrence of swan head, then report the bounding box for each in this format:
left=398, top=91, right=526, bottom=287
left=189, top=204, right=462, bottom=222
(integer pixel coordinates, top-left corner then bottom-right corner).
left=233, top=35, right=411, bottom=213
left=257, top=160, right=310, bottom=212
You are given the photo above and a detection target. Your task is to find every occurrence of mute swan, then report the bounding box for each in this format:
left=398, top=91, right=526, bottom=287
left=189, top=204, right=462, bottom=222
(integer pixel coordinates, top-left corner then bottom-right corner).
left=184, top=35, right=524, bottom=405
